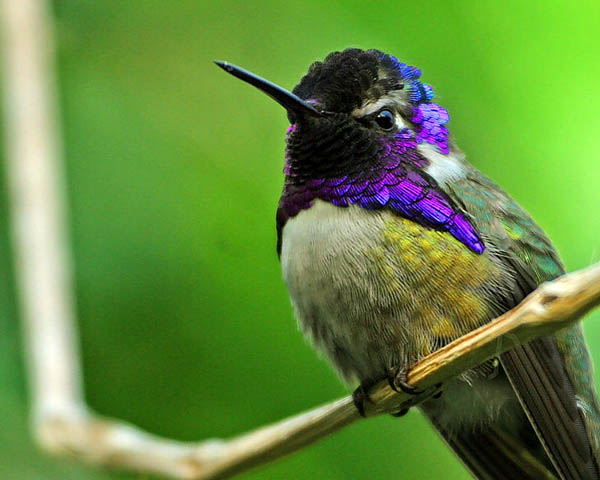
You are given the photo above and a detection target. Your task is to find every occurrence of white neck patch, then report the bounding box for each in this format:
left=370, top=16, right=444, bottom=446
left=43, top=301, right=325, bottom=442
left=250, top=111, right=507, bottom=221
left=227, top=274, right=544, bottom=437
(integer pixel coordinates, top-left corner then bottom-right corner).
left=419, top=143, right=466, bottom=186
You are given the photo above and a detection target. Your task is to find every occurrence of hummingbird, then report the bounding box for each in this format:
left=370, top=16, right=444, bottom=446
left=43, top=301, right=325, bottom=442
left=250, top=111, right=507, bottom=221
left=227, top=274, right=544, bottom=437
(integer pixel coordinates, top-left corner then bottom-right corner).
left=216, top=48, right=600, bottom=479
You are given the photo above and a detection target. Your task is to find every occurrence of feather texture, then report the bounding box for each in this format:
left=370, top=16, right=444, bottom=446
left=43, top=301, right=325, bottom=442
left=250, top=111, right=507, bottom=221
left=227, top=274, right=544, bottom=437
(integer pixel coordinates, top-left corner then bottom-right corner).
left=448, top=168, right=600, bottom=479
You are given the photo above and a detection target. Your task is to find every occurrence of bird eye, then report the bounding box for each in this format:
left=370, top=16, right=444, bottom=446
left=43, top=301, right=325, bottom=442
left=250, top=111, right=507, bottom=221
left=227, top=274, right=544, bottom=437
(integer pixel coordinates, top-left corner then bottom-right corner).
left=374, top=110, right=395, bottom=130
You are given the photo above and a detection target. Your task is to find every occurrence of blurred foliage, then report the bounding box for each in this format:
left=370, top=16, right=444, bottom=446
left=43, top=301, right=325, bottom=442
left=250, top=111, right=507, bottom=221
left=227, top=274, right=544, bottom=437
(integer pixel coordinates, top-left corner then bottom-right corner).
left=1, top=1, right=600, bottom=479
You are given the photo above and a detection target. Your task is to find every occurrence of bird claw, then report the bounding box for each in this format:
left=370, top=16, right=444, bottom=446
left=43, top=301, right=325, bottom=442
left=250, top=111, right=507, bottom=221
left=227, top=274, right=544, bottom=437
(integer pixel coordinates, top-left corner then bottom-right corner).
left=390, top=408, right=409, bottom=417
left=352, top=383, right=374, bottom=417
left=387, top=365, right=444, bottom=417
left=388, top=365, right=424, bottom=395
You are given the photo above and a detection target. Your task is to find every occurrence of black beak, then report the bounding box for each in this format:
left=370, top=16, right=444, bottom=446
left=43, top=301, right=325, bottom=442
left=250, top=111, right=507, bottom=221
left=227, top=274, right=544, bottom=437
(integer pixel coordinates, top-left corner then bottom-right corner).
left=215, top=61, right=328, bottom=119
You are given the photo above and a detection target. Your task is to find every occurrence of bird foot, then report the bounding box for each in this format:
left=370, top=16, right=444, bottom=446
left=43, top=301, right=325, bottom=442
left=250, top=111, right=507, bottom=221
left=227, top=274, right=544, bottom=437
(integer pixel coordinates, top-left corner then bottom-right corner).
left=352, top=369, right=444, bottom=418
left=387, top=365, right=444, bottom=416
left=352, top=382, right=375, bottom=417
left=388, top=365, right=423, bottom=395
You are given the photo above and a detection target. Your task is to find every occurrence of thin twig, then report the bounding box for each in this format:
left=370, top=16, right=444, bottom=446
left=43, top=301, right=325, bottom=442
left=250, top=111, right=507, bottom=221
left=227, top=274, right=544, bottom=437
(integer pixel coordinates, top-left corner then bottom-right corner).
left=0, top=0, right=88, bottom=441
left=2, top=1, right=600, bottom=480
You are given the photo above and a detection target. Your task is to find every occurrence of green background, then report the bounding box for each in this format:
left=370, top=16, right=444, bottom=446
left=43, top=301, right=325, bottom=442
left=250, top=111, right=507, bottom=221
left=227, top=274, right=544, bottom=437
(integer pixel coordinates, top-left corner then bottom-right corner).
left=2, top=1, right=600, bottom=479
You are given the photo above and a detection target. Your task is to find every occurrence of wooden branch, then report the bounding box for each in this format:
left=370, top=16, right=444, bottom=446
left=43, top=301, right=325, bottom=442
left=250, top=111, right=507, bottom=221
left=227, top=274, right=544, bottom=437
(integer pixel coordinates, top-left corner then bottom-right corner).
left=0, top=0, right=87, bottom=434
left=2, top=1, right=600, bottom=480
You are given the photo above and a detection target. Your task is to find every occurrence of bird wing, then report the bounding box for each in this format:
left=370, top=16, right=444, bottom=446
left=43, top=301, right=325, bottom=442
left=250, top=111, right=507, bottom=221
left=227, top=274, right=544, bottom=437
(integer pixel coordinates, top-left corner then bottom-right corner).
left=427, top=407, right=559, bottom=480
left=502, top=338, right=597, bottom=479
left=447, top=169, right=600, bottom=480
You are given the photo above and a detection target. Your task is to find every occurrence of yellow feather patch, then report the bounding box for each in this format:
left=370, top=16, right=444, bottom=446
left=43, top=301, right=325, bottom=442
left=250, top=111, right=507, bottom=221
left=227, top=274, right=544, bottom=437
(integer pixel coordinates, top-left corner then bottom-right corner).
left=377, top=217, right=497, bottom=341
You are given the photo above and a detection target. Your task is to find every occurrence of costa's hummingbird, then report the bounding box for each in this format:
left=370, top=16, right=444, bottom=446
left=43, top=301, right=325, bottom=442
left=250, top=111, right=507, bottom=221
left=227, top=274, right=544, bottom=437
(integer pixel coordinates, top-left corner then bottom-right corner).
left=216, top=49, right=600, bottom=479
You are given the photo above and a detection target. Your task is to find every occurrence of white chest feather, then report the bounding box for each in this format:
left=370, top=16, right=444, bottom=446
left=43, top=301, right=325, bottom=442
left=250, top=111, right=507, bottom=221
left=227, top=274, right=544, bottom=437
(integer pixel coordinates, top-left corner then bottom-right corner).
left=281, top=200, right=386, bottom=284
left=280, top=200, right=398, bottom=382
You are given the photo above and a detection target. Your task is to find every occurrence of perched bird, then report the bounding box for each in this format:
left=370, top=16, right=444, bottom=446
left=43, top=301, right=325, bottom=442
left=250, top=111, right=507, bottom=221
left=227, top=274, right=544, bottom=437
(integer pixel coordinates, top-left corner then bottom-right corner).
left=216, top=49, right=600, bottom=479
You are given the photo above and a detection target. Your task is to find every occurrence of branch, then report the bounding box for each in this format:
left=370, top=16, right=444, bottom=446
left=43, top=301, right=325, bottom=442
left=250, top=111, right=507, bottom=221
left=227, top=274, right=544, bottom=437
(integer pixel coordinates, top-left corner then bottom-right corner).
left=1, top=0, right=86, bottom=428
left=2, top=1, right=600, bottom=480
